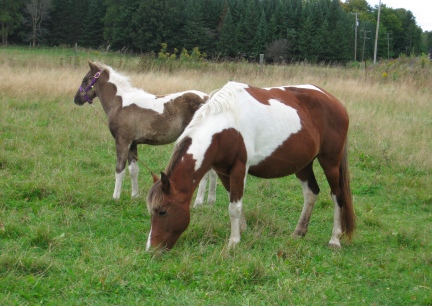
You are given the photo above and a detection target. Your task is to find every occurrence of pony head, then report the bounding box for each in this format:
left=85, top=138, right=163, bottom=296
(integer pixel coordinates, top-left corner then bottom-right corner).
left=74, top=61, right=106, bottom=105
left=146, top=172, right=191, bottom=251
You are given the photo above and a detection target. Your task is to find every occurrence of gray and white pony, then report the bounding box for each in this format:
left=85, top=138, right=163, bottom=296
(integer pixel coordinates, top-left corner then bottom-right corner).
left=74, top=61, right=216, bottom=204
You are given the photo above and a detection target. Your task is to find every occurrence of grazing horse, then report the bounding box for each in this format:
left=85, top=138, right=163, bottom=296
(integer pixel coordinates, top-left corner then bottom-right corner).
left=146, top=81, right=355, bottom=251
left=74, top=61, right=217, bottom=201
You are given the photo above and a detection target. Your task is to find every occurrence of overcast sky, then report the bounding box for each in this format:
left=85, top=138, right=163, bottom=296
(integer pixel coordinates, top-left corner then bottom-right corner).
left=366, top=0, right=432, bottom=31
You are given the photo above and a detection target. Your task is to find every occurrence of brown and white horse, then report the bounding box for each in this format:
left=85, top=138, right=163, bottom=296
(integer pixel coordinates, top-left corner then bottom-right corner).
left=74, top=61, right=217, bottom=201
left=146, top=81, right=355, bottom=251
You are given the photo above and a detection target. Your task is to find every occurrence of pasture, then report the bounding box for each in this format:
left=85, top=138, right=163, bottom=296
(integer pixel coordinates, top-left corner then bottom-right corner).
left=1, top=47, right=431, bottom=304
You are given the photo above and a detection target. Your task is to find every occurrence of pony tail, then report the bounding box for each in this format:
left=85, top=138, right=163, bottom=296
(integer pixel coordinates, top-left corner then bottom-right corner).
left=339, top=142, right=356, bottom=241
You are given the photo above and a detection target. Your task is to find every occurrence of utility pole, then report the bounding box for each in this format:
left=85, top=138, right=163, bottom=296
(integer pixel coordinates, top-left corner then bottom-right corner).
left=385, top=32, right=392, bottom=60
left=351, top=12, right=359, bottom=61
left=361, top=30, right=371, bottom=62
left=373, top=0, right=381, bottom=64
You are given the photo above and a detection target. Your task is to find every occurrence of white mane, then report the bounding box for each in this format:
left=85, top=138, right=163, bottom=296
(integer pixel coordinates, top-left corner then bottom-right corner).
left=98, top=63, right=134, bottom=90
left=97, top=63, right=160, bottom=109
left=180, top=82, right=242, bottom=139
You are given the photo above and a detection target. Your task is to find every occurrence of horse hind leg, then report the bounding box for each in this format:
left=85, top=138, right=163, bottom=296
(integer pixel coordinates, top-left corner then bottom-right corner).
left=318, top=148, right=355, bottom=249
left=128, top=144, right=139, bottom=198
left=293, top=163, right=320, bottom=238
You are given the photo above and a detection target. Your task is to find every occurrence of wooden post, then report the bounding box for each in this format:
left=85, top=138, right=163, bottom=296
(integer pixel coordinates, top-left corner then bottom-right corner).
left=259, top=54, right=264, bottom=71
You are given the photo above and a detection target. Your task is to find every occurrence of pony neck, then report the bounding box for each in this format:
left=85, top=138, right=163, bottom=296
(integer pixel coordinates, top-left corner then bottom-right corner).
left=96, top=67, right=155, bottom=117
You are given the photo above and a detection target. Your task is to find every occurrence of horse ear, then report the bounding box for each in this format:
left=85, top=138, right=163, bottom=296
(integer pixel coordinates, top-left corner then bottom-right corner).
left=151, top=172, right=160, bottom=184
left=160, top=172, right=171, bottom=194
left=88, top=60, right=99, bottom=72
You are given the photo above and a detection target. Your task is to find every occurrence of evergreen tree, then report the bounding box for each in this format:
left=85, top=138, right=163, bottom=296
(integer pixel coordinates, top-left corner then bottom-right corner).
left=237, top=0, right=259, bottom=58
left=103, top=0, right=138, bottom=51
left=80, top=0, right=106, bottom=48
left=180, top=0, right=207, bottom=51
left=0, top=0, right=24, bottom=45
left=218, top=8, right=238, bottom=57
left=253, top=9, right=267, bottom=57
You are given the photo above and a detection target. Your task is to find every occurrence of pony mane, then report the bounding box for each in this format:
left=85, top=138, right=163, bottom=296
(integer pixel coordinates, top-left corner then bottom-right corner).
left=98, top=63, right=134, bottom=90
left=178, top=82, right=241, bottom=141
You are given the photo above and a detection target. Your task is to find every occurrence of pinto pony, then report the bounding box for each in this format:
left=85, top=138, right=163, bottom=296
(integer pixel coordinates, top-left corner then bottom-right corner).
left=74, top=61, right=216, bottom=201
left=146, top=81, right=355, bottom=251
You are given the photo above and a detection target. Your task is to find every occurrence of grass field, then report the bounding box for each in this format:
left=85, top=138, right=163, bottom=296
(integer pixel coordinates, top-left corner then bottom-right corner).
left=1, top=46, right=432, bottom=305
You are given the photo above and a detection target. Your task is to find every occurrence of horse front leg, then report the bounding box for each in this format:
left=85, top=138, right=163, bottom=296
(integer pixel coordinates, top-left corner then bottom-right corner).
left=128, top=143, right=139, bottom=198
left=113, top=139, right=130, bottom=199
left=226, top=163, right=247, bottom=248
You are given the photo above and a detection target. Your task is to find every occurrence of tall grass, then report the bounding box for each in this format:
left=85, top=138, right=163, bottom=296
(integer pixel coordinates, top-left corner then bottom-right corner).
left=1, top=46, right=431, bottom=304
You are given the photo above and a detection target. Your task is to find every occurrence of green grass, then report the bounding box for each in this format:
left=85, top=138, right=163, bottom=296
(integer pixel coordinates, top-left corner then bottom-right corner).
left=1, top=47, right=431, bottom=305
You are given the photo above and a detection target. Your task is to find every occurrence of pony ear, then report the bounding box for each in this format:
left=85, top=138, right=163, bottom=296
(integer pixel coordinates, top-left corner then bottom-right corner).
left=88, top=60, right=99, bottom=72
left=151, top=172, right=160, bottom=184
left=160, top=172, right=171, bottom=194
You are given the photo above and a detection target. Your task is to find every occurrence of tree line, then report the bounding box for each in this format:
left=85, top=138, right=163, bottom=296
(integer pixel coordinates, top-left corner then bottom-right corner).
left=1, top=0, right=431, bottom=63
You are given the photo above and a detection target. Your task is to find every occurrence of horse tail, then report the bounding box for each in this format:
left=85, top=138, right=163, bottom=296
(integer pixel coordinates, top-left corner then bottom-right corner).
left=339, top=142, right=356, bottom=241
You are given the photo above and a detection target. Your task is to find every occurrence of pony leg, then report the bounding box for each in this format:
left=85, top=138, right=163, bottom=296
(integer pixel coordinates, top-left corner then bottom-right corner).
left=128, top=144, right=139, bottom=198
left=193, top=171, right=209, bottom=207
left=113, top=169, right=125, bottom=199
left=207, top=169, right=217, bottom=205
left=113, top=140, right=129, bottom=199
left=293, top=180, right=318, bottom=237
left=129, top=161, right=139, bottom=197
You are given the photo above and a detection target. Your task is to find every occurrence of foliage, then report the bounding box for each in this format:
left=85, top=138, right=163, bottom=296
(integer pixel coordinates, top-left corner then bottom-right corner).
left=1, top=0, right=428, bottom=63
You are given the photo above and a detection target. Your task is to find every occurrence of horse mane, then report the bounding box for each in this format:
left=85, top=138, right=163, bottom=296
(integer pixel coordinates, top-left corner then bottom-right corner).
left=146, top=138, right=193, bottom=214
left=146, top=180, right=163, bottom=214
left=94, top=62, right=154, bottom=100
left=178, top=82, right=241, bottom=141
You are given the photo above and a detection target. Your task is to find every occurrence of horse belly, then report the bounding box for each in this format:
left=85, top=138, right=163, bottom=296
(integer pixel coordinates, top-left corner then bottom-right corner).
left=248, top=130, right=319, bottom=179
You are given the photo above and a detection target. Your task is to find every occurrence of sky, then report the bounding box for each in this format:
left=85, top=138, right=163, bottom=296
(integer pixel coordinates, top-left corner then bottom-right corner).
left=367, top=0, right=432, bottom=32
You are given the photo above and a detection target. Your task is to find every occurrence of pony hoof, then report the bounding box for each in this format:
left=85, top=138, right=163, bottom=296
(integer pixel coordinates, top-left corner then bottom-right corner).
left=228, top=239, right=240, bottom=249
left=193, top=201, right=203, bottom=208
left=328, top=242, right=341, bottom=249
left=292, top=230, right=307, bottom=238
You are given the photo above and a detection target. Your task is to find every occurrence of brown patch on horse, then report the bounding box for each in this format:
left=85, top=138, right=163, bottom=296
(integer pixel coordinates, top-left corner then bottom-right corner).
left=245, top=86, right=285, bottom=105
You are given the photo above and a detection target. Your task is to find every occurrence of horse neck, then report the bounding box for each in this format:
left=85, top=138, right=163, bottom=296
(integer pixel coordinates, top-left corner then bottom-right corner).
left=167, top=140, right=211, bottom=203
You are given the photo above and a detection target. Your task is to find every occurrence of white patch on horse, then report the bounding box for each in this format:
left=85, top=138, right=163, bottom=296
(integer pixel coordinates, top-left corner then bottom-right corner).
left=106, top=65, right=206, bottom=113
left=179, top=82, right=302, bottom=171
left=113, top=169, right=126, bottom=199
left=129, top=161, right=139, bottom=197
left=146, top=227, right=152, bottom=251
left=228, top=200, right=243, bottom=247
left=329, top=194, right=342, bottom=248
left=287, top=84, right=326, bottom=94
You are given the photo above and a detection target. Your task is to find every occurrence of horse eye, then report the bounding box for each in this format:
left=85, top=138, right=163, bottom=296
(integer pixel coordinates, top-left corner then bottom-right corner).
left=158, top=210, right=167, bottom=216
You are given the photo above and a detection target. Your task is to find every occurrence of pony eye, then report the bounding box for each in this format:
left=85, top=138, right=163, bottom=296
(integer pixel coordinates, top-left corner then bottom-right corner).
left=158, top=210, right=167, bottom=216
